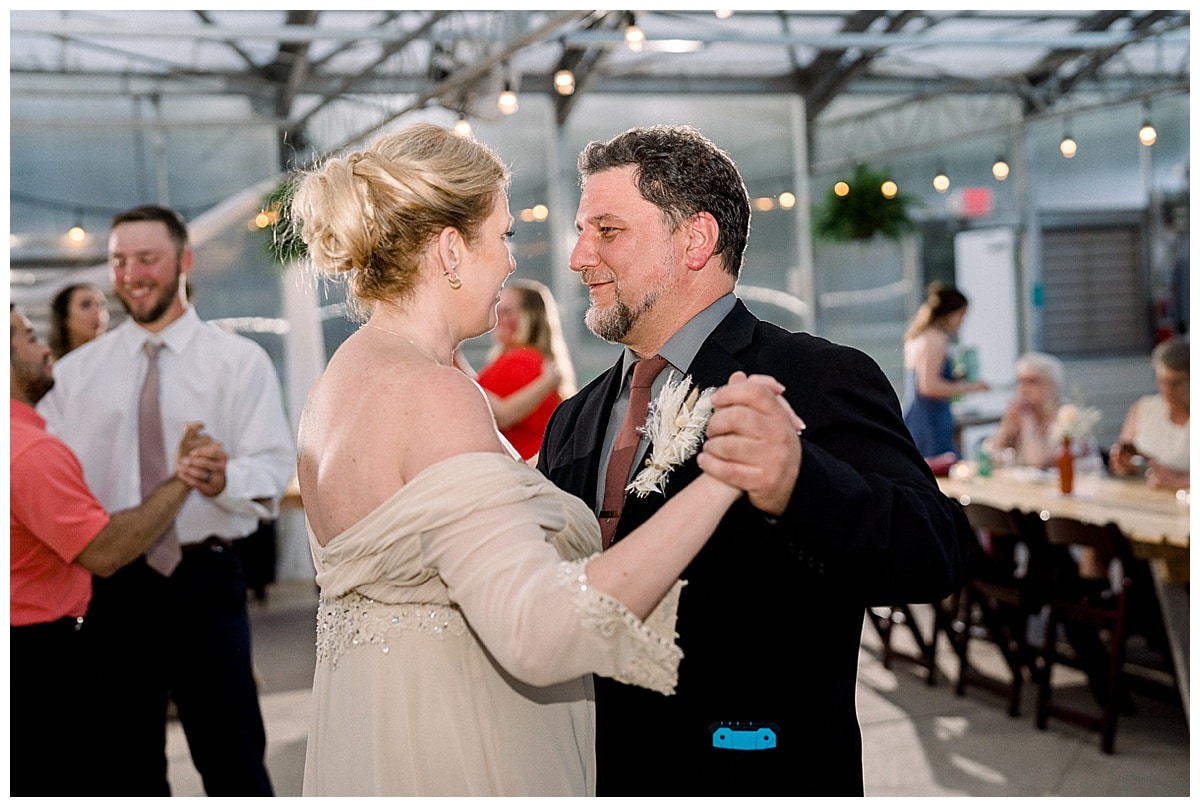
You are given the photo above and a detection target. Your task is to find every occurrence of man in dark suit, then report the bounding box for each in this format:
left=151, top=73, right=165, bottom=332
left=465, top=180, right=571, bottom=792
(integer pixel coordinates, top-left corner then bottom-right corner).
left=537, top=124, right=972, bottom=795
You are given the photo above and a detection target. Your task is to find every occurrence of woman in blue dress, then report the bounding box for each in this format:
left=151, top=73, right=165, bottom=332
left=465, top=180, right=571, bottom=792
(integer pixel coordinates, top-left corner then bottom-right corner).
left=901, top=282, right=990, bottom=458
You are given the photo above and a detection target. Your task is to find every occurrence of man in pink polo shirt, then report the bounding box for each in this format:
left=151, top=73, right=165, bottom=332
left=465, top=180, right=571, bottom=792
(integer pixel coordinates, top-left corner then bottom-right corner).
left=9, top=305, right=220, bottom=796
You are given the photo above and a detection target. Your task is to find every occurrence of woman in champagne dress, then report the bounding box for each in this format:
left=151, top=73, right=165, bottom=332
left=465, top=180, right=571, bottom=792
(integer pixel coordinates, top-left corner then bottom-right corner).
left=288, top=123, right=778, bottom=796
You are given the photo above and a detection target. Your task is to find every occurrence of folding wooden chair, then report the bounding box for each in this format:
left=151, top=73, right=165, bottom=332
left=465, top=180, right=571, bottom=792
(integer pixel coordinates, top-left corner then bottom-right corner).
left=1034, top=516, right=1135, bottom=754
left=949, top=502, right=1049, bottom=716
left=866, top=600, right=947, bottom=686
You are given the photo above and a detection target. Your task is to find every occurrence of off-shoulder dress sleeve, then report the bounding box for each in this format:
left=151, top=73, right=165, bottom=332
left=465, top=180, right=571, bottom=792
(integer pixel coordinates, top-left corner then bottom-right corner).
left=412, top=453, right=683, bottom=695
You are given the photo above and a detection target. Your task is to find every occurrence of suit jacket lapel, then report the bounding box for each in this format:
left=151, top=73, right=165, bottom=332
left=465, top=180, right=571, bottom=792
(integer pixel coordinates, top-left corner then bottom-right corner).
left=687, top=298, right=758, bottom=389
left=616, top=300, right=762, bottom=533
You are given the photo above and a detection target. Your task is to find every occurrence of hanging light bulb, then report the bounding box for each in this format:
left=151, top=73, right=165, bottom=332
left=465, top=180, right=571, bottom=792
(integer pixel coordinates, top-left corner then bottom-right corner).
left=1138, top=102, right=1157, bottom=147
left=1056, top=112, right=1078, bottom=159
left=454, top=113, right=472, bottom=137
left=881, top=180, right=898, bottom=199
left=1059, top=134, right=1077, bottom=159
left=714, top=10, right=734, bottom=19
left=624, top=16, right=645, bottom=52
left=67, top=221, right=86, bottom=244
left=833, top=181, right=850, bottom=197
left=553, top=69, right=575, bottom=96
left=992, top=149, right=1010, bottom=181
left=498, top=81, right=518, bottom=115
left=1138, top=120, right=1157, bottom=147
left=933, top=165, right=950, bottom=193
left=1059, top=115, right=1076, bottom=158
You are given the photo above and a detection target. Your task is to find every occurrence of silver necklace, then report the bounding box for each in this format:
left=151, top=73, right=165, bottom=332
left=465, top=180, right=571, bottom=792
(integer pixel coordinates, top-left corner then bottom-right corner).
left=362, top=322, right=415, bottom=342
left=361, top=323, right=446, bottom=364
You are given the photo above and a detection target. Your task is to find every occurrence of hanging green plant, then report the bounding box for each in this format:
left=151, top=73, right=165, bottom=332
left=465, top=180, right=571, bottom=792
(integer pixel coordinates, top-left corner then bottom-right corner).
left=813, top=163, right=916, bottom=242
left=260, top=178, right=306, bottom=266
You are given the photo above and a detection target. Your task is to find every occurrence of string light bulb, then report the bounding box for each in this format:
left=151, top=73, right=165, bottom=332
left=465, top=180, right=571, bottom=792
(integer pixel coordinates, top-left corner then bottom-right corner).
left=67, top=222, right=86, bottom=243
left=880, top=180, right=898, bottom=199
left=1138, top=120, right=1157, bottom=147
left=992, top=150, right=1010, bottom=181
left=1059, top=115, right=1076, bottom=158
left=1059, top=134, right=1077, bottom=159
left=1138, top=102, right=1157, bottom=147
left=553, top=69, right=575, bottom=96
left=454, top=113, right=472, bottom=137
left=498, top=82, right=518, bottom=115
left=624, top=18, right=645, bottom=52
left=933, top=165, right=950, bottom=193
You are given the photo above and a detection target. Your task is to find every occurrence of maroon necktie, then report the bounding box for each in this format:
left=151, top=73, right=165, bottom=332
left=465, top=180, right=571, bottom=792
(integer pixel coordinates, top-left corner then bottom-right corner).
left=140, top=341, right=182, bottom=576
left=598, top=355, right=669, bottom=549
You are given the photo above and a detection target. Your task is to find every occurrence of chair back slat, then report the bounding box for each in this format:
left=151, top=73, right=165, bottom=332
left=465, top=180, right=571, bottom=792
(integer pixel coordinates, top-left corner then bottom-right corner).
left=1041, top=517, right=1135, bottom=571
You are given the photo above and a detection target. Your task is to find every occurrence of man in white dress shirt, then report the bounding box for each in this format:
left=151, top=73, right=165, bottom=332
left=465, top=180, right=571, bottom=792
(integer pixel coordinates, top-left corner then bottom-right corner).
left=38, top=205, right=296, bottom=795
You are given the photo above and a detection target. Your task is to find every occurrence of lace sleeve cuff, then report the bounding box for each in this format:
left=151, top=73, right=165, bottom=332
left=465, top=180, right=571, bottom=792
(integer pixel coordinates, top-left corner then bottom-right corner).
left=556, top=557, right=685, bottom=696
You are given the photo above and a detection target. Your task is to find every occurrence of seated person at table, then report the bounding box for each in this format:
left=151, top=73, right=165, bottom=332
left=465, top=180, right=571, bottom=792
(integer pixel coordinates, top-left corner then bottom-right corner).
left=983, top=352, right=1066, bottom=468
left=1109, top=337, right=1189, bottom=491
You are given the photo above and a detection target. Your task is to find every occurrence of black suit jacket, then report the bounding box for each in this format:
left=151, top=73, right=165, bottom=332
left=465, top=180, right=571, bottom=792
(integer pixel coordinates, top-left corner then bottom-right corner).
left=538, top=299, right=971, bottom=795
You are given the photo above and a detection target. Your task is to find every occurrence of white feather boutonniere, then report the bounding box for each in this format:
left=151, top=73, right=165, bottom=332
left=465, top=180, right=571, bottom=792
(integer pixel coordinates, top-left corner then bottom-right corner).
left=626, top=371, right=717, bottom=498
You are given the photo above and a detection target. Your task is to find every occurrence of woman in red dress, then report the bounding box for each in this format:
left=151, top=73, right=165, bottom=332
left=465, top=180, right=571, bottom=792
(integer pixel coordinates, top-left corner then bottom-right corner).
left=472, top=278, right=576, bottom=460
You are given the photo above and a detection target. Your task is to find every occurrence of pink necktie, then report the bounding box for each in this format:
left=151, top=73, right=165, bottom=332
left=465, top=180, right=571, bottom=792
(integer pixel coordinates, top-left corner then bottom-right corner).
left=140, top=341, right=182, bottom=576
left=599, top=355, right=669, bottom=549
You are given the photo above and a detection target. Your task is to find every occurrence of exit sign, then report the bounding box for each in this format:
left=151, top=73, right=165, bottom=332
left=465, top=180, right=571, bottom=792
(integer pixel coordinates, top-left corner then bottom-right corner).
left=954, top=187, right=994, bottom=218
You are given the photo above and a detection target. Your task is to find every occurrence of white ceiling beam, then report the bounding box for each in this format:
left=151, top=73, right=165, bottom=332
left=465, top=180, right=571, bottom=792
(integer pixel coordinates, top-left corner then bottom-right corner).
left=10, top=17, right=1188, bottom=50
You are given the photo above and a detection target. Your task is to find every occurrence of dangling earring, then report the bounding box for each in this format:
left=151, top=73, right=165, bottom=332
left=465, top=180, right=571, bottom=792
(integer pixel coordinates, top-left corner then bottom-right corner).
left=443, top=263, right=462, bottom=290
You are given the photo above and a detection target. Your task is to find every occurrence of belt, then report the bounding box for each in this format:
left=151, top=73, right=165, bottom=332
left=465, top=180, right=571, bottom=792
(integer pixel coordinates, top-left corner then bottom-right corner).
left=182, top=535, right=235, bottom=553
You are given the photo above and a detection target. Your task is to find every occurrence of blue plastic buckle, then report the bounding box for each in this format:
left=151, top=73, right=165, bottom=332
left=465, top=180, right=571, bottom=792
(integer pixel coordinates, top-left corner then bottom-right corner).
left=710, top=722, right=778, bottom=751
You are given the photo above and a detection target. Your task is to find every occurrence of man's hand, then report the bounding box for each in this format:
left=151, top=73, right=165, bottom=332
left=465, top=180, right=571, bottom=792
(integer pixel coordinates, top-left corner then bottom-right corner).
left=176, top=421, right=211, bottom=458
left=697, top=371, right=806, bottom=516
left=174, top=422, right=228, bottom=496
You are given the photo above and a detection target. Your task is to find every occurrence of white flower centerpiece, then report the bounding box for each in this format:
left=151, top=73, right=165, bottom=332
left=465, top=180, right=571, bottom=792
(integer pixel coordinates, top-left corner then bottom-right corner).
left=1049, top=402, right=1102, bottom=445
left=627, top=371, right=717, bottom=498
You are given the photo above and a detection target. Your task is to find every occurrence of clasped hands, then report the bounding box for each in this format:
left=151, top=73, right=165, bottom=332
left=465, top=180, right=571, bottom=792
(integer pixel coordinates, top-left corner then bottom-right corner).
left=696, top=371, right=805, bottom=516
left=173, top=422, right=228, bottom=496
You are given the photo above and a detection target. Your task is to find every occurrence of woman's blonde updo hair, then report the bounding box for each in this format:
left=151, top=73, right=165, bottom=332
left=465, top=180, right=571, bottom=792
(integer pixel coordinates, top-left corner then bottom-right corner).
left=289, top=122, right=510, bottom=317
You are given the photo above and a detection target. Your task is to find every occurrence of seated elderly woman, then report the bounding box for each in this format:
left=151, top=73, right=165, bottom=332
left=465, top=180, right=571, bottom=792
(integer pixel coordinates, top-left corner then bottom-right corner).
left=983, top=352, right=1068, bottom=468
left=1109, top=337, right=1189, bottom=491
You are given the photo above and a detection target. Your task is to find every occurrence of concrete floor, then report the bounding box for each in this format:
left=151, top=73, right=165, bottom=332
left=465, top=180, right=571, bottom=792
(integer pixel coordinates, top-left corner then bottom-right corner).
left=166, top=583, right=1190, bottom=797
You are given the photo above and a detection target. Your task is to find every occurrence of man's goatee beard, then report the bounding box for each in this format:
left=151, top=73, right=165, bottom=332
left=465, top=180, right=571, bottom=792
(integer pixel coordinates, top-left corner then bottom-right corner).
left=585, top=300, right=636, bottom=343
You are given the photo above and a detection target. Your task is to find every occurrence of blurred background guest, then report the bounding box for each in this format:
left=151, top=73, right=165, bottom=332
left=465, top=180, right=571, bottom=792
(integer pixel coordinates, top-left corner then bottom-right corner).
left=983, top=352, right=1067, bottom=469
left=1109, top=337, right=1190, bottom=491
left=902, top=282, right=990, bottom=459
left=462, top=278, right=576, bottom=460
left=48, top=282, right=110, bottom=359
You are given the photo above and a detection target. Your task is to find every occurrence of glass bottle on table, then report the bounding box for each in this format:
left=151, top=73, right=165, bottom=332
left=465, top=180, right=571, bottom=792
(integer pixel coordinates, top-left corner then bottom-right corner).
left=1056, top=436, right=1074, bottom=494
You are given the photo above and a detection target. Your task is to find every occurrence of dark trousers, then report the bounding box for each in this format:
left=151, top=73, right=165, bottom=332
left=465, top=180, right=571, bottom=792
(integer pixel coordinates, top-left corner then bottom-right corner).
left=11, top=617, right=91, bottom=796
left=83, top=542, right=273, bottom=796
